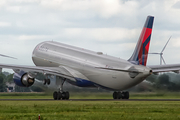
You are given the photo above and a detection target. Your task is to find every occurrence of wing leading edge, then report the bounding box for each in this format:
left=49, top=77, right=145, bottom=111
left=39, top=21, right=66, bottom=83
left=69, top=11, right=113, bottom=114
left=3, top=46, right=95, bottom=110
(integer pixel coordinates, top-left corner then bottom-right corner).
left=0, top=63, right=75, bottom=80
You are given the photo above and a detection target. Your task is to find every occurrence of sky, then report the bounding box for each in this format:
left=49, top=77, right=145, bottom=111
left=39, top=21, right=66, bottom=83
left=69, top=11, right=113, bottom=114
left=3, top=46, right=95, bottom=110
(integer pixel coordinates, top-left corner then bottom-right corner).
left=0, top=0, right=180, bottom=72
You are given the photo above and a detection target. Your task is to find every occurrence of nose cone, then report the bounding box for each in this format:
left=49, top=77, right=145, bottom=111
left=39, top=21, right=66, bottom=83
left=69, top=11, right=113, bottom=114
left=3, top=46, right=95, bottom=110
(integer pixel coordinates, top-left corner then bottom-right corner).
left=32, top=42, right=44, bottom=66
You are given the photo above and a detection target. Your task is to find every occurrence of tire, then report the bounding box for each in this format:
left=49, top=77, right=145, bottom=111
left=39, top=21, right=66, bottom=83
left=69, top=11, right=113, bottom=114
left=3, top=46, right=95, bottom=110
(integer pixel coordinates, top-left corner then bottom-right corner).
left=122, top=92, right=125, bottom=99
left=117, top=92, right=122, bottom=99
left=124, top=91, right=129, bottom=99
left=113, top=92, right=118, bottom=99
left=47, top=79, right=50, bottom=85
left=53, top=91, right=58, bottom=100
left=43, top=79, right=46, bottom=85
left=65, top=91, right=69, bottom=100
left=57, top=92, right=62, bottom=100
left=61, top=92, right=66, bottom=100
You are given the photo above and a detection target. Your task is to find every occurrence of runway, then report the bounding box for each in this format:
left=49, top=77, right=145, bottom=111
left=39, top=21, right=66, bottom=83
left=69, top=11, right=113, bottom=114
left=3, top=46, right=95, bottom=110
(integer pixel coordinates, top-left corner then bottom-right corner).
left=1, top=99, right=180, bottom=101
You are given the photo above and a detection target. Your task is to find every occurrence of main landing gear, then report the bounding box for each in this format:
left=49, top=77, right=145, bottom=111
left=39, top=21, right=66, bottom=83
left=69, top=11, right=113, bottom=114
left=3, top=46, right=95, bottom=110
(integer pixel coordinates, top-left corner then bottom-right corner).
left=53, top=91, right=69, bottom=100
left=113, top=91, right=129, bottom=99
left=53, top=78, right=70, bottom=100
left=43, top=79, right=50, bottom=85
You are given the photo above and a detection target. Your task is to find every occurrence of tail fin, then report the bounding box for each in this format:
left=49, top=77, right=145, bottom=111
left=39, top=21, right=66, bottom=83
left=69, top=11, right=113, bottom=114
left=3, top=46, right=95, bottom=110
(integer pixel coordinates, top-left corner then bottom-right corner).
left=128, top=16, right=154, bottom=66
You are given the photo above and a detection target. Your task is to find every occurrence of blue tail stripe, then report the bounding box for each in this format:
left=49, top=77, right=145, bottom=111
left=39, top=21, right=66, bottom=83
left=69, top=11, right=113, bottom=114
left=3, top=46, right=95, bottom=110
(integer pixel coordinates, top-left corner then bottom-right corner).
left=144, top=16, right=154, bottom=28
left=142, top=35, right=151, bottom=65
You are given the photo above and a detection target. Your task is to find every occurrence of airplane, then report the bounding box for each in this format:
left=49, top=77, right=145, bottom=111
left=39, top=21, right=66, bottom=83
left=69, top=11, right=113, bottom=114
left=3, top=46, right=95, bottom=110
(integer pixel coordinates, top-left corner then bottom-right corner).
left=1, top=15, right=180, bottom=100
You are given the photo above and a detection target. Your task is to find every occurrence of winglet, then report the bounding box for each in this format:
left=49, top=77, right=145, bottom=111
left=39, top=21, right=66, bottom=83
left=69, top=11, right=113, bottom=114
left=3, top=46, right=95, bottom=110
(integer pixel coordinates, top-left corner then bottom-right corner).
left=128, top=16, right=154, bottom=66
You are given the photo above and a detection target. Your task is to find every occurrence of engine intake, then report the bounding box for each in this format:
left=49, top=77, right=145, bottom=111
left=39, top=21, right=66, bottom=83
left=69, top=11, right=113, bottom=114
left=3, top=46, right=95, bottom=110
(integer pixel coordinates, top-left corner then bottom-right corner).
left=13, top=70, right=35, bottom=87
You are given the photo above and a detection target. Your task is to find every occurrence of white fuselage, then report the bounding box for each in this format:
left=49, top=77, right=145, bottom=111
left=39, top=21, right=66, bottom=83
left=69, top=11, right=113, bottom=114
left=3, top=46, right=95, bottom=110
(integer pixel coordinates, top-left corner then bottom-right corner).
left=32, top=41, right=151, bottom=91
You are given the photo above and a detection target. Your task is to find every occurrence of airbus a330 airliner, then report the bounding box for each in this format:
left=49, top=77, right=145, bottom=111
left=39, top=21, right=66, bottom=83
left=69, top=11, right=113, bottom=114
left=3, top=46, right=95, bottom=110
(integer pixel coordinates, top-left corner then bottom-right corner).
left=1, top=16, right=180, bottom=100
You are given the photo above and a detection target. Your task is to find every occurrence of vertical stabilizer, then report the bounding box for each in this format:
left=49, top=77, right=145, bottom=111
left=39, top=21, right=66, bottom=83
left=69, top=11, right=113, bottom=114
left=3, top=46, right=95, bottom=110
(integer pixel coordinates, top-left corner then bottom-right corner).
left=128, top=16, right=154, bottom=66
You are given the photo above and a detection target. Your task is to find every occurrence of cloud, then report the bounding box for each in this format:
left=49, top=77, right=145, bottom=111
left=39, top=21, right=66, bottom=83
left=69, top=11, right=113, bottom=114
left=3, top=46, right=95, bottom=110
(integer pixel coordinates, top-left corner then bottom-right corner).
left=172, top=1, right=180, bottom=9
left=18, top=35, right=48, bottom=41
left=0, top=22, right=11, bottom=27
left=63, top=28, right=139, bottom=42
left=0, top=0, right=180, bottom=69
left=40, top=0, right=138, bottom=18
left=6, top=6, right=21, bottom=13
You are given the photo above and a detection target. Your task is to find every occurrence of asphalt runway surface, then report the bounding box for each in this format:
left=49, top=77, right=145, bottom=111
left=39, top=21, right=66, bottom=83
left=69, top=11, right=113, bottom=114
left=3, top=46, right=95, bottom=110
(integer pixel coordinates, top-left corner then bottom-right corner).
left=1, top=99, right=180, bottom=101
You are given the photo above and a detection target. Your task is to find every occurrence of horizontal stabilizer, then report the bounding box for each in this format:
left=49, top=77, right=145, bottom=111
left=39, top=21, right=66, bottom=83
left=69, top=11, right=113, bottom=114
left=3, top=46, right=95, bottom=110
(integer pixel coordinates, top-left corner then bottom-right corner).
left=149, top=64, right=180, bottom=73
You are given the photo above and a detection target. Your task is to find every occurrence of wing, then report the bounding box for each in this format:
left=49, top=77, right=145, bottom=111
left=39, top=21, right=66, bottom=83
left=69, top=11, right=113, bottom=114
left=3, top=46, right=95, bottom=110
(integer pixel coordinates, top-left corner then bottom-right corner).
left=0, top=63, right=91, bottom=82
left=0, top=63, right=75, bottom=79
left=148, top=64, right=180, bottom=73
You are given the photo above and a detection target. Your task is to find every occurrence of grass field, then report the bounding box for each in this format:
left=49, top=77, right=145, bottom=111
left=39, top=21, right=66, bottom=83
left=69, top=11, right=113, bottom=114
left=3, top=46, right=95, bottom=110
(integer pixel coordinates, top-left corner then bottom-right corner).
left=0, top=92, right=180, bottom=120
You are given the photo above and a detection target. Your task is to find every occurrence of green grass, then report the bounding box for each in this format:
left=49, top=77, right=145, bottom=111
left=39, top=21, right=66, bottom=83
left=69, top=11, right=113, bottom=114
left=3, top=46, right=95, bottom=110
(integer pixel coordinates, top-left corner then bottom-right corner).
left=0, top=92, right=180, bottom=120
left=0, top=92, right=180, bottom=119
left=0, top=100, right=180, bottom=120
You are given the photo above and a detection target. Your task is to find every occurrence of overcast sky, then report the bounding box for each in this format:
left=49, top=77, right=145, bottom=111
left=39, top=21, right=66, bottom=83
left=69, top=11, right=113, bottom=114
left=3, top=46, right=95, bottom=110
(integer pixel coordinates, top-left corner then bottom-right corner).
left=0, top=0, right=180, bottom=72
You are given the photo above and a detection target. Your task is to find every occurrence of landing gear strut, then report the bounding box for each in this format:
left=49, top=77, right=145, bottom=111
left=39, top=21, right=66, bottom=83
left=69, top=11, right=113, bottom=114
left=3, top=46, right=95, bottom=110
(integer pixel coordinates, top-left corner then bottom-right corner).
left=113, top=91, right=129, bottom=99
left=53, top=78, right=70, bottom=100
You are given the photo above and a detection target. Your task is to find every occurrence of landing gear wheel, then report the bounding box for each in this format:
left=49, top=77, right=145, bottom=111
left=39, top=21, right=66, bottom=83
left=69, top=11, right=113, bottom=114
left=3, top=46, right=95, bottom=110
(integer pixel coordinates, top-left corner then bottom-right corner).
left=65, top=91, right=69, bottom=100
left=47, top=79, right=50, bottom=85
left=53, top=91, right=58, bottom=100
left=122, top=92, right=125, bottom=99
left=57, top=92, right=62, bottom=100
left=122, top=91, right=129, bottom=99
left=43, top=79, right=46, bottom=85
left=62, top=92, right=66, bottom=100
left=61, top=91, right=70, bottom=100
left=124, top=91, right=129, bottom=99
left=117, top=92, right=122, bottom=99
left=44, top=79, right=50, bottom=85
left=113, top=92, right=118, bottom=99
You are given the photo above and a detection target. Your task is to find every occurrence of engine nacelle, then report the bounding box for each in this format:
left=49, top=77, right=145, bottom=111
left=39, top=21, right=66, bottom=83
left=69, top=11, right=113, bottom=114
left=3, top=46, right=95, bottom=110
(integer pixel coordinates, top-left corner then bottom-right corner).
left=13, top=70, right=35, bottom=87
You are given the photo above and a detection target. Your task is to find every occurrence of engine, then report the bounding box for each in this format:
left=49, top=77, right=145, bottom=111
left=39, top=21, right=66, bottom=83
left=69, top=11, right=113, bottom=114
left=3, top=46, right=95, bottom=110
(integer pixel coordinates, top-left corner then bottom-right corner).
left=13, top=70, right=35, bottom=87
